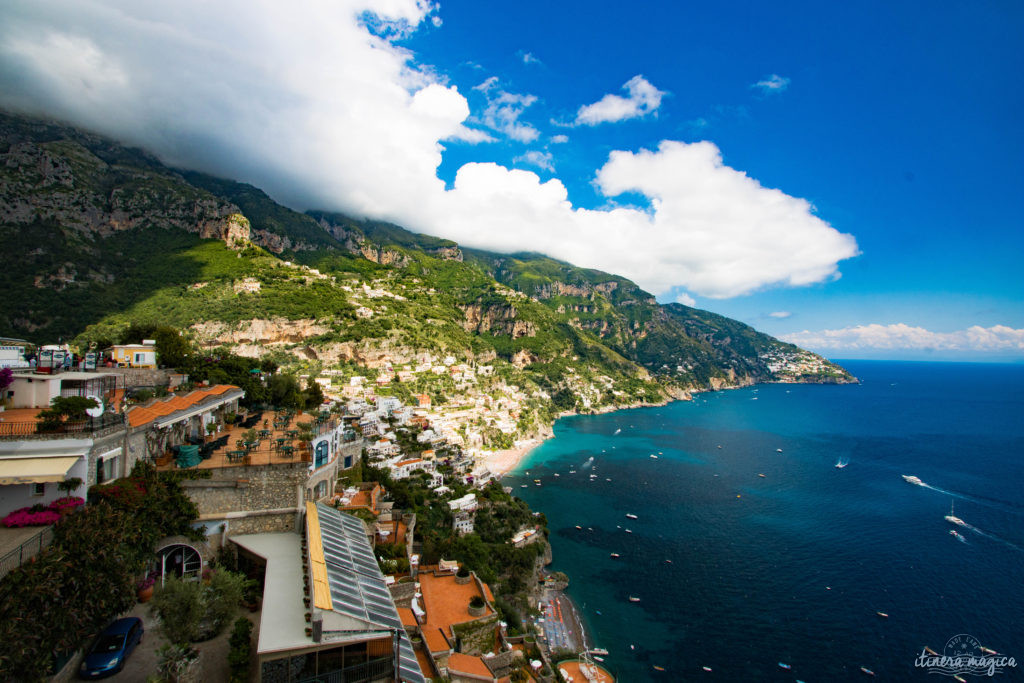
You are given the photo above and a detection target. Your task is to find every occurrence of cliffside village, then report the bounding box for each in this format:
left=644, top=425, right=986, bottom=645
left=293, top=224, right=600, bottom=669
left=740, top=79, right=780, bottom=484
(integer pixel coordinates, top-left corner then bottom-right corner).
left=0, top=339, right=563, bottom=683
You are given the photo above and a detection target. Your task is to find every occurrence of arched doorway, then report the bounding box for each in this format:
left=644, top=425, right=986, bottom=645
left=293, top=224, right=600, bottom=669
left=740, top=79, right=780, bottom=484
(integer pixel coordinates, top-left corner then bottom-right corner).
left=157, top=543, right=202, bottom=584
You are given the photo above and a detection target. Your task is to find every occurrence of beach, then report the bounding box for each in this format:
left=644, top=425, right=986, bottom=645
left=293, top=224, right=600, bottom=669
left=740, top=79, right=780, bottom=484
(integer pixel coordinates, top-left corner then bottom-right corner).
left=481, top=438, right=543, bottom=477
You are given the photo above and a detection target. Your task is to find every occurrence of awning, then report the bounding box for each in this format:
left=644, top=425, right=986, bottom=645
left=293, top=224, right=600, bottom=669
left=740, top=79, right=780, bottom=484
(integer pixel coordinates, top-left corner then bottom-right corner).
left=0, top=456, right=80, bottom=485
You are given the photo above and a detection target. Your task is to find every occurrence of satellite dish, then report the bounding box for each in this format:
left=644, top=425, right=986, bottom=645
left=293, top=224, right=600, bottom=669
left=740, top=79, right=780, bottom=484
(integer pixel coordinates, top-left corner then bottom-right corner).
left=85, top=395, right=104, bottom=418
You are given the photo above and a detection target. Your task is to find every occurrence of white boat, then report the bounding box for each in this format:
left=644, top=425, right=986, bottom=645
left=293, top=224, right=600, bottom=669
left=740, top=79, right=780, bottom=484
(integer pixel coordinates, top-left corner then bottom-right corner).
left=980, top=646, right=998, bottom=655
left=625, top=529, right=632, bottom=533
left=945, top=501, right=966, bottom=526
left=876, top=611, right=889, bottom=618
left=610, top=553, right=620, bottom=558
left=758, top=473, right=766, bottom=478
left=650, top=454, right=658, bottom=459
left=902, top=475, right=924, bottom=486
left=614, top=428, right=621, bottom=435
left=776, top=448, right=783, bottom=452
left=575, top=525, right=582, bottom=530
left=626, top=513, right=638, bottom=520
left=702, top=666, right=712, bottom=672
left=950, top=529, right=965, bottom=541
left=835, top=458, right=848, bottom=469
left=589, top=648, right=609, bottom=656
left=629, top=596, right=640, bottom=602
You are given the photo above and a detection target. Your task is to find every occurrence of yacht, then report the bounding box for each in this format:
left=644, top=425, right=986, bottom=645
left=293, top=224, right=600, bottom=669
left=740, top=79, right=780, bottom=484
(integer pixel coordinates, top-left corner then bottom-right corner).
left=629, top=596, right=640, bottom=602
left=945, top=501, right=966, bottom=526
left=861, top=666, right=876, bottom=676
left=876, top=611, right=889, bottom=618
left=610, top=553, right=620, bottom=559
left=758, top=473, right=766, bottom=478
left=778, top=663, right=791, bottom=670
left=835, top=459, right=849, bottom=469
left=902, top=475, right=924, bottom=486
left=776, top=448, right=782, bottom=452
left=626, top=513, right=638, bottom=520
left=980, top=646, right=998, bottom=655
left=950, top=529, right=965, bottom=541
left=590, top=648, right=609, bottom=656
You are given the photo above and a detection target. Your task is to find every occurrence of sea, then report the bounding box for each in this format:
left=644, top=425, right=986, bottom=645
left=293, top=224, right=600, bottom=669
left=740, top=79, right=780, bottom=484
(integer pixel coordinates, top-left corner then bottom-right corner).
left=505, top=360, right=1024, bottom=681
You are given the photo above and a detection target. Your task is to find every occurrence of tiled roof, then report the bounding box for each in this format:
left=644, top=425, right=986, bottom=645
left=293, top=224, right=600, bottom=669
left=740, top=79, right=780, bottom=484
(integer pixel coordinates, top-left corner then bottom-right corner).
left=447, top=653, right=493, bottom=679
left=127, top=385, right=241, bottom=428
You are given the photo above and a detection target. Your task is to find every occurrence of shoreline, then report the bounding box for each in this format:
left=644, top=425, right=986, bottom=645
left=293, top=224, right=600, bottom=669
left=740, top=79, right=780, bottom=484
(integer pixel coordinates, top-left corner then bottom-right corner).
left=483, top=376, right=856, bottom=479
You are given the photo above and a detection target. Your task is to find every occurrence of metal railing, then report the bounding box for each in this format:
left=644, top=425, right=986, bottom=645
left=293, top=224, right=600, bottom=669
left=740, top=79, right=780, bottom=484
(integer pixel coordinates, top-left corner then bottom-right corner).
left=293, top=657, right=395, bottom=683
left=0, top=525, right=54, bottom=581
left=0, top=412, right=125, bottom=439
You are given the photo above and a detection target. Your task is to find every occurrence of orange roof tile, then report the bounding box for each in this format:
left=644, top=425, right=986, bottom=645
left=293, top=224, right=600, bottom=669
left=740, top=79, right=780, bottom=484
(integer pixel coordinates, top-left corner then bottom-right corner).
left=127, top=385, right=240, bottom=427
left=398, top=607, right=418, bottom=627
left=418, top=570, right=494, bottom=656
left=447, top=653, right=493, bottom=679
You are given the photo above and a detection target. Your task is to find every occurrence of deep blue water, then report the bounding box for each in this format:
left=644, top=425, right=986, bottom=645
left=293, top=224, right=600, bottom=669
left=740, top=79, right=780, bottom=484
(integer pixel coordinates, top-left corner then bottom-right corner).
left=506, top=361, right=1024, bottom=681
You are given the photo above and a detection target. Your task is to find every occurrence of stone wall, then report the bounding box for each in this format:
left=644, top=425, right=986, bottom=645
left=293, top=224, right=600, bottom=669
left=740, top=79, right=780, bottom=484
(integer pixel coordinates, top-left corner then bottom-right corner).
left=183, top=462, right=307, bottom=535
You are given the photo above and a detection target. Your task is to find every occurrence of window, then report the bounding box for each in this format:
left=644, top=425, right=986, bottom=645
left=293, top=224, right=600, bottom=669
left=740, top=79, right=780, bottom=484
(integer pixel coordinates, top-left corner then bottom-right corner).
left=31, top=482, right=45, bottom=496
left=97, top=456, right=118, bottom=484
left=315, top=480, right=328, bottom=499
left=315, top=441, right=330, bottom=468
left=134, top=353, right=144, bottom=365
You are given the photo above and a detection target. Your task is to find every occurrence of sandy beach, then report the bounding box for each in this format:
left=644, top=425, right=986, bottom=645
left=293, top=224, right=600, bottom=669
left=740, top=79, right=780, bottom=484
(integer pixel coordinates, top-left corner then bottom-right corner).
left=481, top=438, right=543, bottom=477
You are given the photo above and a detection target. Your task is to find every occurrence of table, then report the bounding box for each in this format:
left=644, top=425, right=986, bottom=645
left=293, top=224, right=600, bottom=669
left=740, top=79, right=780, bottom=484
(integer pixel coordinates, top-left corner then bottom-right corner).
left=227, top=450, right=246, bottom=463
left=286, top=430, right=299, bottom=439
left=244, top=440, right=260, bottom=452
left=280, top=445, right=295, bottom=458
left=258, top=429, right=271, bottom=439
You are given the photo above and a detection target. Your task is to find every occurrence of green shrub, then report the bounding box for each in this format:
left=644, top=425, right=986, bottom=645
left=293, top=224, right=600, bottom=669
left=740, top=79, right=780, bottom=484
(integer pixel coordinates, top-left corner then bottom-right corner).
left=227, top=617, right=253, bottom=683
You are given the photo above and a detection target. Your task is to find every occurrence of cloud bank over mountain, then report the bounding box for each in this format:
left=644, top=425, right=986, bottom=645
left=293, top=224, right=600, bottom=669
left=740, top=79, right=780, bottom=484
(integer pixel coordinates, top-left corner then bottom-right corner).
left=782, top=324, right=1024, bottom=354
left=0, top=0, right=858, bottom=299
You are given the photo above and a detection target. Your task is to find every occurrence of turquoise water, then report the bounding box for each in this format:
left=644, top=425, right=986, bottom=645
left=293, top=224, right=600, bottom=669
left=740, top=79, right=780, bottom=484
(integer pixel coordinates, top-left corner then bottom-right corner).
left=506, top=361, right=1024, bottom=681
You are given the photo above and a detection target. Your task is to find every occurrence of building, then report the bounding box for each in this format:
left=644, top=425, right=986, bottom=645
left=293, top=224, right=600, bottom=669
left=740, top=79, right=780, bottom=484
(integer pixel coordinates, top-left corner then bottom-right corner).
left=453, top=510, right=474, bottom=536
left=108, top=341, right=157, bottom=369
left=447, top=493, right=478, bottom=513
left=229, top=503, right=425, bottom=682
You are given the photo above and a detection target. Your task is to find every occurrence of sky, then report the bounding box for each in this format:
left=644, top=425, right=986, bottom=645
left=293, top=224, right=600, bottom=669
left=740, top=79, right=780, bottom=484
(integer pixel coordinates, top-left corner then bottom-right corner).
left=0, top=0, right=1021, bottom=361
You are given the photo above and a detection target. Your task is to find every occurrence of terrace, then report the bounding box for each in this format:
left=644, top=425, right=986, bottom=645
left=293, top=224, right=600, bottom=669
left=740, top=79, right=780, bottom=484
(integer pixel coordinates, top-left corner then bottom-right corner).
left=153, top=409, right=339, bottom=471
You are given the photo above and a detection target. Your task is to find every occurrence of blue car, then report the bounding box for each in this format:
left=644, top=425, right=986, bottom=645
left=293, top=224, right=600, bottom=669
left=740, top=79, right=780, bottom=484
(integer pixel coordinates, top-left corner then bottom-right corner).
left=79, top=617, right=144, bottom=679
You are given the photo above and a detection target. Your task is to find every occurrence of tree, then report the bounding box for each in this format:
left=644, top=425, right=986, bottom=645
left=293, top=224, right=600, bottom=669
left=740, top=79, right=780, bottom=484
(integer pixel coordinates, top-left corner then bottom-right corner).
left=153, top=327, right=192, bottom=368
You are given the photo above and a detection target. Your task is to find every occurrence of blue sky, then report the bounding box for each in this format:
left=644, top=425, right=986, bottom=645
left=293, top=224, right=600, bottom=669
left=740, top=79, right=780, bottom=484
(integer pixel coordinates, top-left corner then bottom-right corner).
left=1, top=0, right=1021, bottom=359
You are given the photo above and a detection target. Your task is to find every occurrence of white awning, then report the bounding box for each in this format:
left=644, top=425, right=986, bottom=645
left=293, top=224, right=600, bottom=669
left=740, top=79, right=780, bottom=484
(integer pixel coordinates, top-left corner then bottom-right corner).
left=97, top=447, right=122, bottom=462
left=0, top=456, right=80, bottom=485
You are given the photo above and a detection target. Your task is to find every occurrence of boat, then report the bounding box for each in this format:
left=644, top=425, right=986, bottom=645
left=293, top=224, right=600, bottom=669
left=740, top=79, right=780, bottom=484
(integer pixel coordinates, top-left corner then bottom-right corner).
left=590, top=648, right=609, bottom=656
left=861, top=666, right=875, bottom=676
left=945, top=500, right=966, bottom=526
left=702, top=666, right=712, bottom=672
left=593, top=656, right=604, bottom=662
left=778, top=662, right=791, bottom=670
left=653, top=665, right=665, bottom=671
left=625, top=529, right=632, bottom=533
left=569, top=470, right=576, bottom=474
left=835, top=458, right=848, bottom=469
left=610, top=553, right=620, bottom=558
left=876, top=611, right=888, bottom=618
left=758, top=473, right=766, bottom=478
left=520, top=484, right=527, bottom=488
left=664, top=559, right=672, bottom=564
left=776, top=448, right=782, bottom=452
left=575, top=525, right=582, bottom=530
left=626, top=513, right=638, bottom=520
left=953, top=677, right=966, bottom=683
left=980, top=646, right=998, bottom=655
left=650, top=454, right=658, bottom=459
left=902, top=475, right=924, bottom=485
left=554, top=473, right=559, bottom=477
left=614, top=429, right=621, bottom=435
left=950, top=529, right=965, bottom=541
left=924, top=646, right=939, bottom=656
left=629, top=596, right=640, bottom=602
left=717, top=445, right=722, bottom=449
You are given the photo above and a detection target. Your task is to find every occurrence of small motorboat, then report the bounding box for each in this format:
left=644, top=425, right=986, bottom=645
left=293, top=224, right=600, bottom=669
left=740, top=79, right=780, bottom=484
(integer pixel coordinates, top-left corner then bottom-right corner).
left=590, top=648, right=608, bottom=656
left=625, top=529, right=632, bottom=533
left=575, top=525, right=582, bottom=530
left=610, top=553, right=620, bottom=559
left=876, top=611, right=889, bottom=618
left=652, top=665, right=665, bottom=671
left=980, top=646, right=998, bottom=655
left=650, top=454, right=658, bottom=459
left=778, top=662, right=791, bottom=670
left=924, top=646, right=939, bottom=656
left=776, top=448, right=783, bottom=452
left=861, top=666, right=875, bottom=676
left=629, top=596, right=640, bottom=602
left=702, top=666, right=712, bottom=672
left=902, top=475, right=924, bottom=485
left=626, top=513, right=638, bottom=520
left=758, top=473, right=766, bottom=478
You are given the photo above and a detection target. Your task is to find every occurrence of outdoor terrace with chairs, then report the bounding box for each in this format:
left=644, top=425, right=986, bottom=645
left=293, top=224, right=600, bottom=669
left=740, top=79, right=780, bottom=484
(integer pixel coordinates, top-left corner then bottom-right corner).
left=154, top=409, right=339, bottom=471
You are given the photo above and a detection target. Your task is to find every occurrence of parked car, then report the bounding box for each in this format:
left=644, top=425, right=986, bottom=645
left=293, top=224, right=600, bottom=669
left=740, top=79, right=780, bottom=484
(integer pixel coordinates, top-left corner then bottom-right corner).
left=79, top=617, right=144, bottom=679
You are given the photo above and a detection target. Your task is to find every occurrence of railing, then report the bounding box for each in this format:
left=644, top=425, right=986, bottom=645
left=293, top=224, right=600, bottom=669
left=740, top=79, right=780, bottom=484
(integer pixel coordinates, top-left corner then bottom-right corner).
left=0, top=412, right=125, bottom=439
left=0, top=525, right=54, bottom=581
left=294, top=657, right=396, bottom=683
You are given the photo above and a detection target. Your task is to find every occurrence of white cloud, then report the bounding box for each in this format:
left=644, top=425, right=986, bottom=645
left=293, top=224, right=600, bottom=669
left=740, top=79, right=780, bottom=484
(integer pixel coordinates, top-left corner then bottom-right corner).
left=472, top=77, right=539, bottom=142
left=769, top=311, right=792, bottom=318
left=752, top=74, right=790, bottom=94
left=513, top=150, right=554, bottom=172
left=519, top=51, right=541, bottom=65
left=676, top=293, right=697, bottom=307
left=781, top=324, right=1024, bottom=353
left=549, top=134, right=569, bottom=144
left=0, top=2, right=858, bottom=300
left=575, top=75, right=665, bottom=126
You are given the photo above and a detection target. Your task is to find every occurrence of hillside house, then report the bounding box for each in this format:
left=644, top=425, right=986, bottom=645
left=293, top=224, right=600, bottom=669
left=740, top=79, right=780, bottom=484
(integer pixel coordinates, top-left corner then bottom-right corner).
left=109, top=341, right=157, bottom=369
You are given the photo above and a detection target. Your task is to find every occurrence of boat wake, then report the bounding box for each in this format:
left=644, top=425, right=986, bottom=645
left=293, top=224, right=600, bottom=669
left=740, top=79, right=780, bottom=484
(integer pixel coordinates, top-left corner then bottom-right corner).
left=912, top=479, right=1024, bottom=518
left=957, top=520, right=1023, bottom=552
left=581, top=456, right=595, bottom=470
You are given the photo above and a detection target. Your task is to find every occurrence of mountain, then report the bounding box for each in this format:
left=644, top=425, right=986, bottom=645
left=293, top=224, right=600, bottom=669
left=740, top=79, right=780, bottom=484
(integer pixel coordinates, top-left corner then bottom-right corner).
left=0, top=110, right=853, bottom=420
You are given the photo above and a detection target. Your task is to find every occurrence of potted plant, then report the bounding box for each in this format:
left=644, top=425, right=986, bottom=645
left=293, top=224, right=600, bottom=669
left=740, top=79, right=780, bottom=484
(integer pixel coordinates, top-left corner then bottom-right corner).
left=468, top=595, right=486, bottom=617
left=224, top=411, right=237, bottom=425
left=206, top=422, right=218, bottom=441
left=455, top=565, right=471, bottom=585
left=36, top=396, right=99, bottom=433
left=137, top=573, right=157, bottom=602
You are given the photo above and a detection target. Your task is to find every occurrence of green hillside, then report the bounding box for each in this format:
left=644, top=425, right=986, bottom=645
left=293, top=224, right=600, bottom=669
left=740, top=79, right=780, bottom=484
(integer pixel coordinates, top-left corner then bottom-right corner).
left=0, top=110, right=854, bottom=413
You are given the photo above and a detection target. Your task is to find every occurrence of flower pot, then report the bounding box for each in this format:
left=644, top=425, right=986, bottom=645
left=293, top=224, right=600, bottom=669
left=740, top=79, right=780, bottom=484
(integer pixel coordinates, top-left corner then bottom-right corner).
left=137, top=585, right=154, bottom=603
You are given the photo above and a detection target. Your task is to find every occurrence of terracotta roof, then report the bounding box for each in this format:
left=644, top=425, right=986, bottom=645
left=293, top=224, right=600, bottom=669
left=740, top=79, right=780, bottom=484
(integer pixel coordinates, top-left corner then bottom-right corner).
left=418, top=570, right=494, bottom=655
left=398, top=607, right=418, bottom=627
left=396, top=458, right=423, bottom=467
left=447, top=653, right=493, bottom=680
left=127, top=385, right=240, bottom=428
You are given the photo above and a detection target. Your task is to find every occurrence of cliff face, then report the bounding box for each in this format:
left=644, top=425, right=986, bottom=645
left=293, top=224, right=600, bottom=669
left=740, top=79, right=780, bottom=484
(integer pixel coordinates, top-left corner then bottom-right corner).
left=0, top=131, right=245, bottom=249
left=460, top=304, right=537, bottom=338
